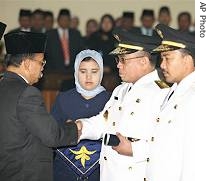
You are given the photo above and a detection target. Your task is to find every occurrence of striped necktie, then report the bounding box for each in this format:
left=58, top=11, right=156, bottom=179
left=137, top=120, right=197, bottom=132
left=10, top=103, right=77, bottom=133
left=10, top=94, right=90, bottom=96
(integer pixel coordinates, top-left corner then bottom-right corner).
left=61, top=30, right=70, bottom=65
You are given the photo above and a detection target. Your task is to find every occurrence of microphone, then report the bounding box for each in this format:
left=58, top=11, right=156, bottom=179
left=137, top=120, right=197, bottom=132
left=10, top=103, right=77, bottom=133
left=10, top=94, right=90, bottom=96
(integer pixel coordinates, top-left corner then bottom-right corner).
left=104, top=133, right=120, bottom=146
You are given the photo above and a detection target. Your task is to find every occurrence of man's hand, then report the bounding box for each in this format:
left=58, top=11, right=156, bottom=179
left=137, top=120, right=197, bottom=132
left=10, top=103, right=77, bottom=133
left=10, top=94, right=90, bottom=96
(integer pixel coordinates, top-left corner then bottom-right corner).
left=112, top=132, right=133, bottom=156
left=75, top=120, right=83, bottom=139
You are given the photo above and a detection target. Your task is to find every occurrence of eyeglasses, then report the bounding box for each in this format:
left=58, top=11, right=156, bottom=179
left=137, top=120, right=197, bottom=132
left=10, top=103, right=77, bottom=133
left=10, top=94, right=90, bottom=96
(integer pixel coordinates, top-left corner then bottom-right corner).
left=115, top=56, right=145, bottom=64
left=33, top=59, right=46, bottom=67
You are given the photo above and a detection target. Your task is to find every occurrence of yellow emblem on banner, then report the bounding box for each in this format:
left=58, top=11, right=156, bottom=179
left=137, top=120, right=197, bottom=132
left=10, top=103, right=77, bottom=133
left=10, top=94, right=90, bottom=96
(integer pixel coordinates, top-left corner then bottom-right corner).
left=70, top=146, right=96, bottom=168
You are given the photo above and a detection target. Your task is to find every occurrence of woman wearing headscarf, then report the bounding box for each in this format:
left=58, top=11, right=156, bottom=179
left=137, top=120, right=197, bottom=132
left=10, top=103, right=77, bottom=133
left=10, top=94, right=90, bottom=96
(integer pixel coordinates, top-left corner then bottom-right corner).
left=51, top=49, right=111, bottom=181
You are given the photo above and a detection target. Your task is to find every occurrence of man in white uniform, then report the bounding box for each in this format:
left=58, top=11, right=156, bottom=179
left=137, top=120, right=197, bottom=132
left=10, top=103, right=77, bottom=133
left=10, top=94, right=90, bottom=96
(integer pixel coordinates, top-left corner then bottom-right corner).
left=146, top=24, right=195, bottom=181
left=76, top=31, right=169, bottom=181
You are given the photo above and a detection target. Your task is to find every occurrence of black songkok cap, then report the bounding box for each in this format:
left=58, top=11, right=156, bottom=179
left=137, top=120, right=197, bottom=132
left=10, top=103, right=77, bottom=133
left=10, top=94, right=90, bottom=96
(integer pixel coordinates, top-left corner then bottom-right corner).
left=122, top=11, right=134, bottom=19
left=0, top=22, right=6, bottom=40
left=141, top=9, right=154, bottom=18
left=4, top=31, right=47, bottom=54
left=19, top=9, right=32, bottom=17
left=153, top=23, right=195, bottom=58
left=109, top=29, right=161, bottom=55
left=58, top=8, right=71, bottom=17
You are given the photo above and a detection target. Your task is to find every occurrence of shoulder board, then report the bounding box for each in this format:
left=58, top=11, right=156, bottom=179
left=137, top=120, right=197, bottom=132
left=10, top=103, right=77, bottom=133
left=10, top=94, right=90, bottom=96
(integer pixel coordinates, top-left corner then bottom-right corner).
left=154, top=80, right=170, bottom=89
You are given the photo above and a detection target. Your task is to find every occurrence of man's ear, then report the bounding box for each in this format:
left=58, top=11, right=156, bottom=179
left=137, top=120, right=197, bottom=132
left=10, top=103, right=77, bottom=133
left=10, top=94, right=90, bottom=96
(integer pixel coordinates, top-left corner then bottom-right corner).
left=184, top=54, right=195, bottom=68
left=21, top=59, right=31, bottom=70
left=140, top=56, right=148, bottom=65
left=183, top=54, right=191, bottom=64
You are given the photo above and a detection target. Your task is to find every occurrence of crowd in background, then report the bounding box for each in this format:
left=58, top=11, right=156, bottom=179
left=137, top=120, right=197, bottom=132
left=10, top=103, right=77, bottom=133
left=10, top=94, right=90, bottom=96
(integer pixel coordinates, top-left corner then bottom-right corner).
left=0, top=6, right=195, bottom=93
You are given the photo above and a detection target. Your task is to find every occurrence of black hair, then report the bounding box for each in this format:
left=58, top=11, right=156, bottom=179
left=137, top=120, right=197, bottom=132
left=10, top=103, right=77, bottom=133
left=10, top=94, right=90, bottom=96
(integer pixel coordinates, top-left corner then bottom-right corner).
left=178, top=12, right=191, bottom=23
left=99, top=14, right=115, bottom=32
left=58, top=8, right=71, bottom=19
left=82, top=56, right=94, bottom=62
left=44, top=11, right=54, bottom=18
left=141, top=51, right=157, bottom=67
left=159, top=6, right=171, bottom=16
left=32, top=9, right=44, bottom=17
left=5, top=53, right=35, bottom=67
left=178, top=48, right=195, bottom=66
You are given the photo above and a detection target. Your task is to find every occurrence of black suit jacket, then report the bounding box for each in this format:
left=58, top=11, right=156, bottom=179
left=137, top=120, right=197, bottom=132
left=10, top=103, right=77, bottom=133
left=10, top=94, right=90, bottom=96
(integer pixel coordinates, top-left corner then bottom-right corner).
left=8, top=27, right=22, bottom=33
left=131, top=26, right=157, bottom=36
left=8, top=27, right=31, bottom=34
left=0, top=71, right=78, bottom=181
left=45, top=28, right=84, bottom=73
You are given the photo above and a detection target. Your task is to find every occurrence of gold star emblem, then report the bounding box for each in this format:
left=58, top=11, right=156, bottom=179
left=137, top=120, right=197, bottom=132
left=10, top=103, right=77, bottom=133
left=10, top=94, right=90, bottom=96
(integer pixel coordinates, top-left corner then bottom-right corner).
left=70, top=146, right=96, bottom=168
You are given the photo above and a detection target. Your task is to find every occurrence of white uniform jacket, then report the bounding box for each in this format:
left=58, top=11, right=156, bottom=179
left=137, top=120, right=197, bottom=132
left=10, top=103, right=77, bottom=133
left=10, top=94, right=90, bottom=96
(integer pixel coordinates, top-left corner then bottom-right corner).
left=146, top=72, right=195, bottom=181
left=80, top=70, right=169, bottom=181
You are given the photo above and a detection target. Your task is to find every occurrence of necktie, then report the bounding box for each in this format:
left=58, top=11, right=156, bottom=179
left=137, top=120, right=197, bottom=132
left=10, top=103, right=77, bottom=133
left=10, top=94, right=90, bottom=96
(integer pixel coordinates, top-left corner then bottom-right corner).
left=61, top=30, right=70, bottom=65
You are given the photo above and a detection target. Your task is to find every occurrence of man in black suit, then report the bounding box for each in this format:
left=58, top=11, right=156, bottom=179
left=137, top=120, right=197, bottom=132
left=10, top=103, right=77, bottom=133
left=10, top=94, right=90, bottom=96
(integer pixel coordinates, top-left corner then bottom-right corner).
left=138, top=9, right=156, bottom=36
left=0, top=31, right=82, bottom=181
left=31, top=9, right=45, bottom=33
left=45, top=8, right=84, bottom=73
left=9, top=9, right=32, bottom=33
left=114, top=11, right=140, bottom=34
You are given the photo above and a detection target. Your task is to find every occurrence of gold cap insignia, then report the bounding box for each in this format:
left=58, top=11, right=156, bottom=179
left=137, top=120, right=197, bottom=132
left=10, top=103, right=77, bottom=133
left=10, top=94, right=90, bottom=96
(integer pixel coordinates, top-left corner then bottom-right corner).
left=156, top=28, right=163, bottom=39
left=109, top=47, right=134, bottom=55
left=153, top=44, right=177, bottom=52
left=113, top=34, right=121, bottom=42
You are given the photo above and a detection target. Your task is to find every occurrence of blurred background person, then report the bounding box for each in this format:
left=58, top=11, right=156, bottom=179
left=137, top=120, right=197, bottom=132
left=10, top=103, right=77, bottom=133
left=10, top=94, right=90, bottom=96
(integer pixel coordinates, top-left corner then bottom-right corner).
left=115, top=16, right=122, bottom=28
left=158, top=6, right=172, bottom=26
left=138, top=9, right=156, bottom=36
left=44, top=10, right=54, bottom=32
left=31, top=8, right=45, bottom=33
left=9, top=9, right=32, bottom=33
left=83, top=18, right=98, bottom=47
left=115, top=11, right=138, bottom=33
left=87, top=14, right=117, bottom=74
left=70, top=15, right=80, bottom=31
left=177, top=11, right=194, bottom=35
left=45, top=8, right=84, bottom=73
left=51, top=49, right=111, bottom=181
left=120, top=11, right=135, bottom=32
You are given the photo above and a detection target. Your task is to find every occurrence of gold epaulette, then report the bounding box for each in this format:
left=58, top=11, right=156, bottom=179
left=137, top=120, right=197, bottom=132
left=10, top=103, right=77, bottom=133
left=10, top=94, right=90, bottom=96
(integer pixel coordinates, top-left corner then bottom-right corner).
left=155, top=80, right=170, bottom=89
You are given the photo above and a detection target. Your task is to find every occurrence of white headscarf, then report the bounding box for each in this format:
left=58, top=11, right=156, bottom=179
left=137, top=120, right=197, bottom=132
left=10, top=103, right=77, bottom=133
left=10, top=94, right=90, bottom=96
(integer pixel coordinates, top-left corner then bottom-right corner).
left=74, top=49, right=105, bottom=97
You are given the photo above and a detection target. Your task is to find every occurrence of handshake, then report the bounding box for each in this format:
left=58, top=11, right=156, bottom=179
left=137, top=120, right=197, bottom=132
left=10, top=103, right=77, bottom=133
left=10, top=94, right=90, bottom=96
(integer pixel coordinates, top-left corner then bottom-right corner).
left=66, top=120, right=83, bottom=139
left=75, top=120, right=83, bottom=138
